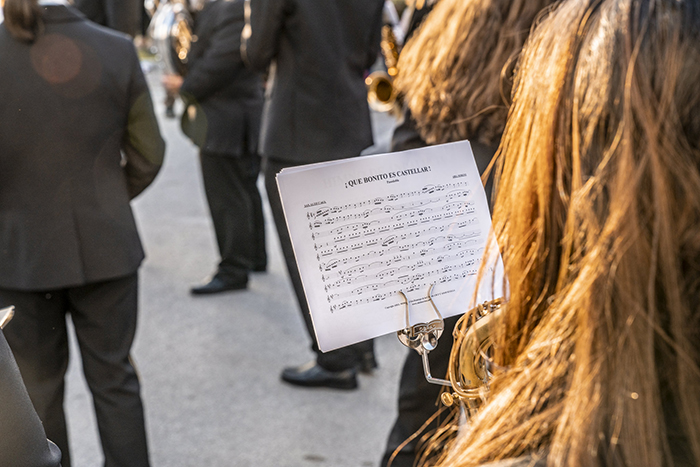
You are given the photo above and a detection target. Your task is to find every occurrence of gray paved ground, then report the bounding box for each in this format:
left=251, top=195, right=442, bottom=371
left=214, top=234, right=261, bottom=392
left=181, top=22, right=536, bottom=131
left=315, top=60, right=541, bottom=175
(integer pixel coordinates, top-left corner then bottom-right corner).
left=63, top=68, right=408, bottom=466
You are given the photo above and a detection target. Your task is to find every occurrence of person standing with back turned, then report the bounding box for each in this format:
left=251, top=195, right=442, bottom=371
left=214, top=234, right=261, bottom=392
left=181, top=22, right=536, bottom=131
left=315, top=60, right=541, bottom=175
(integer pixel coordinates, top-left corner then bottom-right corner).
left=73, top=0, right=142, bottom=36
left=162, top=0, right=267, bottom=295
left=243, top=0, right=384, bottom=389
left=0, top=0, right=165, bottom=466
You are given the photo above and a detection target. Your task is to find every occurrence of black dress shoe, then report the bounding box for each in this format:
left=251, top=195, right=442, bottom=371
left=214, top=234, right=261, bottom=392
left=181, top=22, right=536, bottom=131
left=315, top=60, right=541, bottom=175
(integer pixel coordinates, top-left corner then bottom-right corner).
left=281, top=361, right=358, bottom=390
left=190, top=274, right=247, bottom=295
left=251, top=263, right=267, bottom=273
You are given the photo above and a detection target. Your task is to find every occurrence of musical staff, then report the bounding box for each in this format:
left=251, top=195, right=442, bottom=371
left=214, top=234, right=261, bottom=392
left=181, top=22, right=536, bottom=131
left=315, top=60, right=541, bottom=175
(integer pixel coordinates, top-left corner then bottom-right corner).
left=313, top=228, right=481, bottom=254
left=328, top=266, right=481, bottom=312
left=326, top=257, right=481, bottom=297
left=301, top=183, right=486, bottom=313
left=319, top=244, right=484, bottom=281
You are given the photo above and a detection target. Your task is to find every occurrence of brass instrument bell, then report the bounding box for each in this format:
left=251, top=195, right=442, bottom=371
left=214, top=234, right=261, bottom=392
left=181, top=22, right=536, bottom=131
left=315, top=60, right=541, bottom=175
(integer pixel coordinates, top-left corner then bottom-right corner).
left=453, top=299, right=503, bottom=403
left=366, top=18, right=401, bottom=112
left=149, top=0, right=195, bottom=76
left=396, top=290, right=504, bottom=409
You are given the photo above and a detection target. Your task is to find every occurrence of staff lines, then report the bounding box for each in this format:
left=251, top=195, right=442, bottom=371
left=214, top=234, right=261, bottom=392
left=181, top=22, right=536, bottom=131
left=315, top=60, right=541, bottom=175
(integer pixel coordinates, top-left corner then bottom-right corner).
left=323, top=250, right=484, bottom=291
left=320, top=244, right=485, bottom=283
left=327, top=267, right=481, bottom=312
left=301, top=182, right=487, bottom=314
left=305, top=182, right=471, bottom=220
left=310, top=208, right=478, bottom=241
left=327, top=258, right=480, bottom=300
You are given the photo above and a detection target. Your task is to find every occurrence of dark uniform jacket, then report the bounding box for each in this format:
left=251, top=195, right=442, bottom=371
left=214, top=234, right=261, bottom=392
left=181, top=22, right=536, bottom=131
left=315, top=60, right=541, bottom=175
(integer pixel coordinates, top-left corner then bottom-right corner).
left=245, top=0, right=384, bottom=163
left=180, top=0, right=264, bottom=156
left=0, top=5, right=165, bottom=291
left=73, top=0, right=142, bottom=36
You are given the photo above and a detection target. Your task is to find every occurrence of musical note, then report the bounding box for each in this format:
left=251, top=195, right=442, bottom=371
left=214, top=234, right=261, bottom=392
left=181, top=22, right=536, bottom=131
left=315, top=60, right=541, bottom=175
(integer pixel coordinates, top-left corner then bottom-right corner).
left=325, top=258, right=480, bottom=298
left=319, top=245, right=484, bottom=282
left=306, top=182, right=469, bottom=219
left=300, top=181, right=490, bottom=313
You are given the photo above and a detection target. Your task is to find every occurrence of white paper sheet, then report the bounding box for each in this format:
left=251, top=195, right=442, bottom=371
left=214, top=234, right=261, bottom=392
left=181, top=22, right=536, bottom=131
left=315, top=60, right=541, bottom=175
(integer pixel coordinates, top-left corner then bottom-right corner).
left=277, top=140, right=505, bottom=351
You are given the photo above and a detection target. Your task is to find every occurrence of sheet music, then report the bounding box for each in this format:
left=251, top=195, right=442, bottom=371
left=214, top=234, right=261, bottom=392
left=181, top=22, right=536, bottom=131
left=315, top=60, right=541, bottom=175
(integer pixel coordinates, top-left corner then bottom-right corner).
left=277, top=140, right=504, bottom=352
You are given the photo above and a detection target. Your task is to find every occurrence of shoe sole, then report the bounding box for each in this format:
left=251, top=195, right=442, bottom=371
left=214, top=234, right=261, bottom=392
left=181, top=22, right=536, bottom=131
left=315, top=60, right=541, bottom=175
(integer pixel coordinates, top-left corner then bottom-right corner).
left=190, top=284, right=247, bottom=295
left=281, top=376, right=358, bottom=390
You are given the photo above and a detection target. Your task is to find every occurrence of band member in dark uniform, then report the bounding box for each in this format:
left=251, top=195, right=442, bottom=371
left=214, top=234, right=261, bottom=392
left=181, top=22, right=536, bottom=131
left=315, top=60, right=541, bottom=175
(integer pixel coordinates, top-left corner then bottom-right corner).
left=162, top=0, right=267, bottom=294
left=243, top=0, right=384, bottom=389
left=0, top=1, right=165, bottom=466
left=73, top=0, right=142, bottom=35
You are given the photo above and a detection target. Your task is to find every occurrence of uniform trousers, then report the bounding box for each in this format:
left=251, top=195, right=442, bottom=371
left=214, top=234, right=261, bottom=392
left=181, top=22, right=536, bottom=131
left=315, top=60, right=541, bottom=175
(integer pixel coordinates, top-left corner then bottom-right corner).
left=200, top=150, right=267, bottom=276
left=264, top=157, right=374, bottom=371
left=0, top=273, right=149, bottom=467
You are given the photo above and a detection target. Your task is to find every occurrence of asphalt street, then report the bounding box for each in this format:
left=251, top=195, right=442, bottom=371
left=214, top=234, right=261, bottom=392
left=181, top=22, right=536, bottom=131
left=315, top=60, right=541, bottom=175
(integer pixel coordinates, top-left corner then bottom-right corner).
left=62, top=67, right=411, bottom=467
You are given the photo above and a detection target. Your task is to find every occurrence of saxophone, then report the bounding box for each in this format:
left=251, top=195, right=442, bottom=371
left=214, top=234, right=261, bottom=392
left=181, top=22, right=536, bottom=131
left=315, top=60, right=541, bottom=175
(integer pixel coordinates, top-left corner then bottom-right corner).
left=366, top=1, right=403, bottom=112
left=148, top=0, right=195, bottom=76
left=144, top=0, right=162, bottom=19
left=366, top=23, right=401, bottom=112
left=441, top=299, right=504, bottom=408
left=396, top=286, right=504, bottom=410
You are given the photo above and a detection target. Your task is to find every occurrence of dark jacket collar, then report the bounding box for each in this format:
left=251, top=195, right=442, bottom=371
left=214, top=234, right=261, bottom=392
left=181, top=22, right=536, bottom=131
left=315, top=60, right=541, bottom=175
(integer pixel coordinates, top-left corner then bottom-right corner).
left=41, top=4, right=87, bottom=24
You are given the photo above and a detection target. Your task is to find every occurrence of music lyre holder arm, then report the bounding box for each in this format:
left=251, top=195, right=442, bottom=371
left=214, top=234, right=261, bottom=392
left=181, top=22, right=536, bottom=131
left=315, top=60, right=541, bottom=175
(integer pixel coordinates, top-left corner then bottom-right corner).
left=396, top=284, right=451, bottom=387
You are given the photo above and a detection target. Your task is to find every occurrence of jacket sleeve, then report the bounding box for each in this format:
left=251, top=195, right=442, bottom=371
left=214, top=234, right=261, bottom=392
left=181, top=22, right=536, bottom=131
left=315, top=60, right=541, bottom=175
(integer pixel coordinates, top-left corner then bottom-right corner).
left=243, top=0, right=288, bottom=71
left=180, top=3, right=247, bottom=102
left=123, top=45, right=165, bottom=199
left=104, top=0, right=142, bottom=36
left=0, top=330, right=62, bottom=467
left=364, top=0, right=385, bottom=70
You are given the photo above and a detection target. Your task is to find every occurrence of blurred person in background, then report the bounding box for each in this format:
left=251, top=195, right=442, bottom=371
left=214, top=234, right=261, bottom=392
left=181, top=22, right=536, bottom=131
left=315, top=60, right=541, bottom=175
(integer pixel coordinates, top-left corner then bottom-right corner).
left=162, top=0, right=267, bottom=294
left=380, top=0, right=560, bottom=464
left=243, top=0, right=384, bottom=390
left=73, top=0, right=142, bottom=36
left=0, top=0, right=165, bottom=465
left=424, top=0, right=700, bottom=466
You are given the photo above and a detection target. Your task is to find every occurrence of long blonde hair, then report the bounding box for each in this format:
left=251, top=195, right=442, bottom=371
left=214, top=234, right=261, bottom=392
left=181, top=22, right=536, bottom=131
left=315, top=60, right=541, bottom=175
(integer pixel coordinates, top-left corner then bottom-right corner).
left=437, top=0, right=700, bottom=466
left=395, top=0, right=558, bottom=147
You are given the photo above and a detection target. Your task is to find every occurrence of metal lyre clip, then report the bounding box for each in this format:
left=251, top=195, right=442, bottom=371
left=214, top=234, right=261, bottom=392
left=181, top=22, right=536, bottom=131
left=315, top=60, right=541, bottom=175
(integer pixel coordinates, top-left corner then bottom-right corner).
left=396, top=284, right=451, bottom=387
left=0, top=306, right=15, bottom=329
